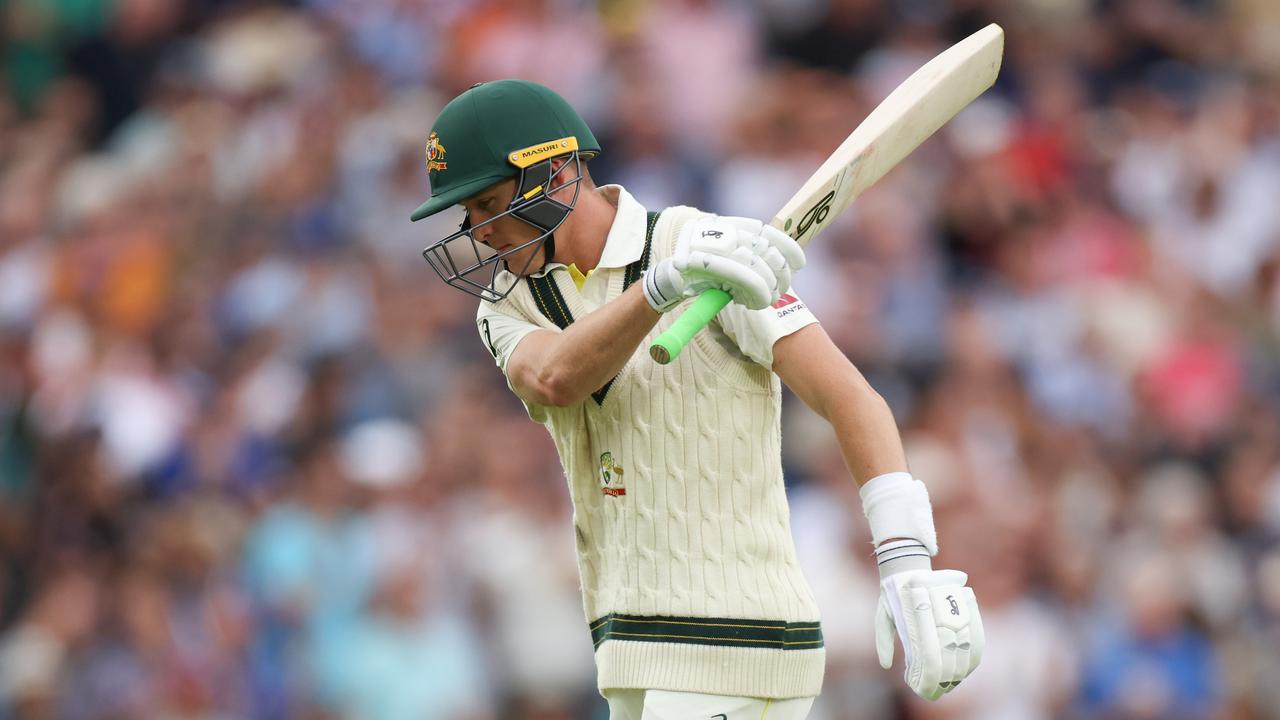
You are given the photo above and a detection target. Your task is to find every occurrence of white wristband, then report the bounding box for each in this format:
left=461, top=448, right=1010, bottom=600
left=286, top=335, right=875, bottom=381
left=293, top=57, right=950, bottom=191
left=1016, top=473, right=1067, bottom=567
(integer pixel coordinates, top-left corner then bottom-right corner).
left=859, top=471, right=938, bottom=555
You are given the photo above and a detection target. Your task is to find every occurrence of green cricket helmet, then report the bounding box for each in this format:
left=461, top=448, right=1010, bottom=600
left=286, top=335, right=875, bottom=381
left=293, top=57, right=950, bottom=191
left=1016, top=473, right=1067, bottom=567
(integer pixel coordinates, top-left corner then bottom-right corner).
left=411, top=80, right=600, bottom=302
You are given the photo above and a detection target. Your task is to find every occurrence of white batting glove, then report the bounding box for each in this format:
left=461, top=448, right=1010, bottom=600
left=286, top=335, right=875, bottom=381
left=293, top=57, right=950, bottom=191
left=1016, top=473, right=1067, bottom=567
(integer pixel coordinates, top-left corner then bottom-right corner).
left=643, top=216, right=805, bottom=312
left=861, top=472, right=985, bottom=701
left=875, top=562, right=984, bottom=700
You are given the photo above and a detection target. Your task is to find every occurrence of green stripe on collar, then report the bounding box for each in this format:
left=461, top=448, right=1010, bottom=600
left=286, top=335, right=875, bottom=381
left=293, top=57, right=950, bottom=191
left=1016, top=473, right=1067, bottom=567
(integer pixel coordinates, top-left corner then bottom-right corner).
left=622, top=211, right=660, bottom=290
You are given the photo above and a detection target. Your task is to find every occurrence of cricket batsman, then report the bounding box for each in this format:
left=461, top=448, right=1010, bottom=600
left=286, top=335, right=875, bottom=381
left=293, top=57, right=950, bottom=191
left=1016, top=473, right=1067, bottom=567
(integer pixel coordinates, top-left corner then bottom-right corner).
left=411, top=80, right=984, bottom=718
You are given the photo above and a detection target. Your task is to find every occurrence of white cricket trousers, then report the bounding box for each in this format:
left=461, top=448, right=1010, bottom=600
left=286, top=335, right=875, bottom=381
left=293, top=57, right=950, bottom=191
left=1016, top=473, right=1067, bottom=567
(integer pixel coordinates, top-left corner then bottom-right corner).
left=606, top=689, right=815, bottom=719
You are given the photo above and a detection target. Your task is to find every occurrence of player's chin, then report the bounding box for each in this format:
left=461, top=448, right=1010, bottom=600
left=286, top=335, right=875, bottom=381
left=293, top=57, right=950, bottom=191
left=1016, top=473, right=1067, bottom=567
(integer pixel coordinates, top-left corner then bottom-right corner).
left=502, top=247, right=545, bottom=276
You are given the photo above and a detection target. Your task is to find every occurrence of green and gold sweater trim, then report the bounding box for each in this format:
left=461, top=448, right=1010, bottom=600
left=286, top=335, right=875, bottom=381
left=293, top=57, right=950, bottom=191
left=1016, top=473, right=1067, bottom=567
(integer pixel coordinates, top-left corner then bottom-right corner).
left=590, top=613, right=823, bottom=651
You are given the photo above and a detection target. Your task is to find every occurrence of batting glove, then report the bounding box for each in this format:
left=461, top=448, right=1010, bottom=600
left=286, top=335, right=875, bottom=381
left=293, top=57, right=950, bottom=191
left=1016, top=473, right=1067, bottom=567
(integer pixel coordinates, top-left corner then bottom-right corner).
left=875, top=562, right=984, bottom=700
left=861, top=472, right=985, bottom=701
left=643, top=216, right=805, bottom=312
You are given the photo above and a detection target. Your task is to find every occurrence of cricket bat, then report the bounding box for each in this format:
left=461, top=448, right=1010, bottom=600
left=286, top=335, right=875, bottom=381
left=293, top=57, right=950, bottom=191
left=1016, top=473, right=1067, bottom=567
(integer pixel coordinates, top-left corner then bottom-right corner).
left=649, top=23, right=1005, bottom=364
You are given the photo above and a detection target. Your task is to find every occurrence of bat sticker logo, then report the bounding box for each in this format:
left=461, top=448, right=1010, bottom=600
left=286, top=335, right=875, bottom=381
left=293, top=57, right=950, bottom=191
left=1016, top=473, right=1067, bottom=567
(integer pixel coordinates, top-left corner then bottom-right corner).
left=796, top=190, right=835, bottom=240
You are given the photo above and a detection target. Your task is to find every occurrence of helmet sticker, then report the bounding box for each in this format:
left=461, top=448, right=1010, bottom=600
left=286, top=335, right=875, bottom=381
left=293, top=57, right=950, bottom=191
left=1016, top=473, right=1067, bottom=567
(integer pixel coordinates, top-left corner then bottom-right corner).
left=426, top=131, right=448, bottom=172
left=508, top=137, right=579, bottom=169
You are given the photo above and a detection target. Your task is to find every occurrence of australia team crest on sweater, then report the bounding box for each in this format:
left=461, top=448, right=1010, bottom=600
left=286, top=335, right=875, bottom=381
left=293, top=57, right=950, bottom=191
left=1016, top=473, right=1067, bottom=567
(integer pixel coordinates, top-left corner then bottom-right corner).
left=600, top=452, right=626, bottom=497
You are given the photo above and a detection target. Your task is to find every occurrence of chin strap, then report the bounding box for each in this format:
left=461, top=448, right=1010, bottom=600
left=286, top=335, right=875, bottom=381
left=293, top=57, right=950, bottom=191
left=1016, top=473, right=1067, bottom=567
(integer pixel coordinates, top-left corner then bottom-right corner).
left=542, top=234, right=556, bottom=267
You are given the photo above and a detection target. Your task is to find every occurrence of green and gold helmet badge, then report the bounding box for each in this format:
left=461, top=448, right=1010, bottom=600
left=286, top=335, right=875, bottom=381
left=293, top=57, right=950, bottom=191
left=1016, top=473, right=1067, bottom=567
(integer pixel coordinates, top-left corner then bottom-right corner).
left=425, top=131, right=447, bottom=172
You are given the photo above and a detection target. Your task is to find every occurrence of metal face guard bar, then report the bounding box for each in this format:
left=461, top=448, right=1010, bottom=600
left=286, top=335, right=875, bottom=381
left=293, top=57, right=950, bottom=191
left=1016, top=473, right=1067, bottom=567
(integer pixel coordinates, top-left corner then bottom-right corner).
left=421, top=154, right=584, bottom=303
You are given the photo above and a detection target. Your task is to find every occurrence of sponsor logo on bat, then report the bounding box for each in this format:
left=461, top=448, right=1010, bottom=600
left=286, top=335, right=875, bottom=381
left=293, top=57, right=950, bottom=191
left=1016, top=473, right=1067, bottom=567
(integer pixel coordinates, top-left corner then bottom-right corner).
left=796, top=190, right=835, bottom=240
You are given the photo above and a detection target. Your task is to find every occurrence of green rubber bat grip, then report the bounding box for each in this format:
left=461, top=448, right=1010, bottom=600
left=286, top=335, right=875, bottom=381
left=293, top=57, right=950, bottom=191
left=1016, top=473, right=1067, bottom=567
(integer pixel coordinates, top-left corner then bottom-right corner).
left=649, top=289, right=732, bottom=364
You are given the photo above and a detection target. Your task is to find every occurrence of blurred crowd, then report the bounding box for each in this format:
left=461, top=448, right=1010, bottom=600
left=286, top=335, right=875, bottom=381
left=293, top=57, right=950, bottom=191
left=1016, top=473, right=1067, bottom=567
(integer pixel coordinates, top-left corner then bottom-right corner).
left=1, top=0, right=1279, bottom=718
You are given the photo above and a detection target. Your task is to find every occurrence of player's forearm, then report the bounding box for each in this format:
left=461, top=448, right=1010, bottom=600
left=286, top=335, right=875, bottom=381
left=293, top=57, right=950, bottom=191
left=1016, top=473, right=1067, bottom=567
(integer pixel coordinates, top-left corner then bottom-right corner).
left=821, top=373, right=910, bottom=485
left=773, top=326, right=908, bottom=484
left=530, top=284, right=659, bottom=405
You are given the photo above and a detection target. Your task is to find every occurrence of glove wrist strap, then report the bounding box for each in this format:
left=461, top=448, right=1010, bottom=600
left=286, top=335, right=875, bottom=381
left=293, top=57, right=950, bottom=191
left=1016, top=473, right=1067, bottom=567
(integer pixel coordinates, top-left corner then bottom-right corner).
left=874, top=539, right=933, bottom=578
left=642, top=262, right=682, bottom=313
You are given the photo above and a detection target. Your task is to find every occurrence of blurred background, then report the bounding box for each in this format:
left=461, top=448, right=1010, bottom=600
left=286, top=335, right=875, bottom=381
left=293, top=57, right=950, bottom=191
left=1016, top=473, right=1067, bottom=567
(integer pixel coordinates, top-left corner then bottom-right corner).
left=1, top=0, right=1279, bottom=718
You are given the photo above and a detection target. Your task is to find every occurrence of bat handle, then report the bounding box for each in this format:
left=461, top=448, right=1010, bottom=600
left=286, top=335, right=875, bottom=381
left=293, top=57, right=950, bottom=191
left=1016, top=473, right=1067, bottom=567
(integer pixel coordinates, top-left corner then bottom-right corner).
left=649, top=289, right=732, bottom=365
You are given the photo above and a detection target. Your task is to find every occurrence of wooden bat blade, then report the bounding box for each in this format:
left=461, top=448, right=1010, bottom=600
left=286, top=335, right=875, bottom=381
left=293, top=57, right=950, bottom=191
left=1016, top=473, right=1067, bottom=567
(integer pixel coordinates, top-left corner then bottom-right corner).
left=773, top=23, right=1005, bottom=245
left=649, top=24, right=1006, bottom=365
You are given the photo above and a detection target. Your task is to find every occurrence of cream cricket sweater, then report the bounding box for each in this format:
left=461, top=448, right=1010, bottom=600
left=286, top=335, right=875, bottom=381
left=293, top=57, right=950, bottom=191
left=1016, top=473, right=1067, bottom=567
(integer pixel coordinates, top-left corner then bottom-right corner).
left=476, top=191, right=824, bottom=699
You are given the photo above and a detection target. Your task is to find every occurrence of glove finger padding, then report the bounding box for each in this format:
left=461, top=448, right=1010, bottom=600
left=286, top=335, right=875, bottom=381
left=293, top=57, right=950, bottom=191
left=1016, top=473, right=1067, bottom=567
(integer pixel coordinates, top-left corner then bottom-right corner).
left=760, top=225, right=806, bottom=271
left=714, top=217, right=804, bottom=286
left=929, top=583, right=969, bottom=691
left=728, top=246, right=779, bottom=296
left=881, top=569, right=982, bottom=702
left=666, top=217, right=796, bottom=309
left=909, top=586, right=944, bottom=700
left=762, top=247, right=792, bottom=296
left=936, top=628, right=960, bottom=695
left=947, top=627, right=970, bottom=693
left=678, top=251, right=772, bottom=309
